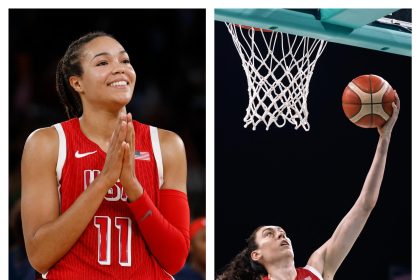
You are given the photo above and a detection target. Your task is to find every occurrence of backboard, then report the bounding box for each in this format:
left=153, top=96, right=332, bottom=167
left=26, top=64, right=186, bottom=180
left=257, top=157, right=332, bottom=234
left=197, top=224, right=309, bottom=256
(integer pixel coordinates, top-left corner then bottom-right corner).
left=215, top=9, right=411, bottom=56
left=215, top=9, right=411, bottom=131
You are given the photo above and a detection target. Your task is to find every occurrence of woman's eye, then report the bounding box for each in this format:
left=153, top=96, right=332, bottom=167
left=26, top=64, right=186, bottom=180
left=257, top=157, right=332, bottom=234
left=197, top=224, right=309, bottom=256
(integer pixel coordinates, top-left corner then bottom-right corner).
left=96, top=61, right=108, bottom=66
left=122, top=59, right=131, bottom=64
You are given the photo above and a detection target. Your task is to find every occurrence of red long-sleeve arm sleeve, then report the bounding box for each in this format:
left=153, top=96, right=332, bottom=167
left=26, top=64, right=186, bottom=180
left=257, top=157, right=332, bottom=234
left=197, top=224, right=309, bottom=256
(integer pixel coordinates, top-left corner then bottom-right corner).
left=128, top=189, right=190, bottom=274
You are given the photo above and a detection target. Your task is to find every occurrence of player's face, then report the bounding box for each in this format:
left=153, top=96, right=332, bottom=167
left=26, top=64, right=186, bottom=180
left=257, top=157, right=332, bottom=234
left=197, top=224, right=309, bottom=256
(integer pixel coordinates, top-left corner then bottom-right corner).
left=252, top=226, right=294, bottom=265
left=77, top=36, right=136, bottom=110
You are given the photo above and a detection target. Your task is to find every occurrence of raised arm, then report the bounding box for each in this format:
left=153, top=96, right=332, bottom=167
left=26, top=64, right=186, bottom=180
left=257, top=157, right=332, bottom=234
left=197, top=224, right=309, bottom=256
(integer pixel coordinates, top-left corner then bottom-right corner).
left=307, top=94, right=400, bottom=279
left=21, top=117, right=127, bottom=273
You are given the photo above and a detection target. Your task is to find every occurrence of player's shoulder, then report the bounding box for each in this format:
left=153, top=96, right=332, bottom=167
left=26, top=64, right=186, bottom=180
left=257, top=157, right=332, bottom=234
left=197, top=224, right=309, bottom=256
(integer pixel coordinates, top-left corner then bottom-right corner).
left=157, top=128, right=185, bottom=150
left=26, top=126, right=58, bottom=145
left=23, top=126, right=59, bottom=157
left=132, top=119, right=185, bottom=154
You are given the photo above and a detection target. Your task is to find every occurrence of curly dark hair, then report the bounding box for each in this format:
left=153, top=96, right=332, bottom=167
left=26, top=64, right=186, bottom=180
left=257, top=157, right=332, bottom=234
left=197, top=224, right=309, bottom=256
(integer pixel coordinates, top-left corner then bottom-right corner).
left=56, top=31, right=113, bottom=119
left=217, top=226, right=268, bottom=280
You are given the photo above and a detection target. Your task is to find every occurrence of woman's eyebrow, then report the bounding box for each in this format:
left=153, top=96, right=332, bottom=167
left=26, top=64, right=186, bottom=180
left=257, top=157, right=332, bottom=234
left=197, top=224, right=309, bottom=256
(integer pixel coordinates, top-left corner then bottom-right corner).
left=90, top=50, right=127, bottom=61
left=262, top=228, right=273, bottom=235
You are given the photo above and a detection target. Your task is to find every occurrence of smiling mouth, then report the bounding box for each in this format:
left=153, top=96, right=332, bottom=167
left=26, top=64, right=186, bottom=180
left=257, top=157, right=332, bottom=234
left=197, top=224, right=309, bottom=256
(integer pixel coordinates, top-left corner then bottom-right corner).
left=108, top=81, right=129, bottom=87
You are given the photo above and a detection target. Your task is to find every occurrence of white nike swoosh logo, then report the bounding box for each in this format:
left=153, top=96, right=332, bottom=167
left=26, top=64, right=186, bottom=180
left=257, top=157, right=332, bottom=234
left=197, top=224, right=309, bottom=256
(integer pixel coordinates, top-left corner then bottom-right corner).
left=75, top=150, right=97, bottom=158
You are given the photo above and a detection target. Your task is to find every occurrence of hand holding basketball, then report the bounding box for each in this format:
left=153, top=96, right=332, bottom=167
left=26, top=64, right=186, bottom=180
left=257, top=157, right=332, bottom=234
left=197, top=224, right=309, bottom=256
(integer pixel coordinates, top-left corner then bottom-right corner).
left=342, top=74, right=397, bottom=128
left=378, top=92, right=400, bottom=138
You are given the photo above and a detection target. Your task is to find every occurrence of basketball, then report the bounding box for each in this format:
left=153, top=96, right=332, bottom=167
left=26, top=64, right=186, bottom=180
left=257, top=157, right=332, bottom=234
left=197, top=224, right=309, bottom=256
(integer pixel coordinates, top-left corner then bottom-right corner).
left=342, top=74, right=396, bottom=128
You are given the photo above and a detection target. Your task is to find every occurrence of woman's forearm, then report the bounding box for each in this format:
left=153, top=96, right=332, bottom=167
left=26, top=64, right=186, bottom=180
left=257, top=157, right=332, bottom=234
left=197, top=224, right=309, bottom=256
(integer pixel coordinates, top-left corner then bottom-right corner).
left=358, top=136, right=390, bottom=210
left=25, top=175, right=110, bottom=273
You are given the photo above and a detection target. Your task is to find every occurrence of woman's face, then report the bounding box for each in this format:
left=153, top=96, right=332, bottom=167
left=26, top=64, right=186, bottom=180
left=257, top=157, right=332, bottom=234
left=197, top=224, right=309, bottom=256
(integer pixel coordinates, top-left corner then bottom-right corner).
left=75, top=36, right=136, bottom=111
left=252, top=226, right=294, bottom=265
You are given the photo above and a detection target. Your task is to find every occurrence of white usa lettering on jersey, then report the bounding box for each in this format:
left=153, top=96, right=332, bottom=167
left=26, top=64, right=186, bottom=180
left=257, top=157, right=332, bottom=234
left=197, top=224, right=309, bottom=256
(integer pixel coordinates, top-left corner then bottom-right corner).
left=84, top=170, right=128, bottom=201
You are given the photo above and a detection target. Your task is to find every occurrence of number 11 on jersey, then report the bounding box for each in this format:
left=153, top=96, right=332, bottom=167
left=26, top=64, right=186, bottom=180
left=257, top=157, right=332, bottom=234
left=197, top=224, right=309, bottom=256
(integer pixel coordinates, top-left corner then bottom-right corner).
left=94, top=216, right=132, bottom=266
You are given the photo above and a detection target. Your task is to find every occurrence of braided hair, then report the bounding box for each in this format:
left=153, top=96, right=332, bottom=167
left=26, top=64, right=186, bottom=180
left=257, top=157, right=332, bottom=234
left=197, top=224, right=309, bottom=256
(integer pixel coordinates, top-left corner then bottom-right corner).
left=217, top=226, right=268, bottom=280
left=56, top=31, right=113, bottom=118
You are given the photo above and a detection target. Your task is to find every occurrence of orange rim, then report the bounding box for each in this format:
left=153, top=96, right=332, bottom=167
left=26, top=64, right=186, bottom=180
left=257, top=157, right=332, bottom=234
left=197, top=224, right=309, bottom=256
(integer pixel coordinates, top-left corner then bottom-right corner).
left=234, top=24, right=273, bottom=33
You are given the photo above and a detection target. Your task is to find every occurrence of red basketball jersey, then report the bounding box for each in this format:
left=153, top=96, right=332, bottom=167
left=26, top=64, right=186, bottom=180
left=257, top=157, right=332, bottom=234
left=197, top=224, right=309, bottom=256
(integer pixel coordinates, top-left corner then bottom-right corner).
left=42, top=118, right=171, bottom=279
left=262, top=265, right=323, bottom=280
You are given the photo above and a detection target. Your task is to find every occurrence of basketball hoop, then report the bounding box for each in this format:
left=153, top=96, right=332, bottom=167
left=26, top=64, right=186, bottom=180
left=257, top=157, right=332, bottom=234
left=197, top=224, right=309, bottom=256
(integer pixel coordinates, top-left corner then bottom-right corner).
left=226, top=23, right=327, bottom=131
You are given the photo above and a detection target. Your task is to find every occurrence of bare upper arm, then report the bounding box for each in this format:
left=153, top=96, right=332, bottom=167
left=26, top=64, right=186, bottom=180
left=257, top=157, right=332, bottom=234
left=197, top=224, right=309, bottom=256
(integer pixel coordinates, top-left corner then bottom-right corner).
left=306, top=204, right=371, bottom=279
left=21, top=127, right=60, bottom=242
left=157, top=129, right=187, bottom=193
left=307, top=239, right=331, bottom=279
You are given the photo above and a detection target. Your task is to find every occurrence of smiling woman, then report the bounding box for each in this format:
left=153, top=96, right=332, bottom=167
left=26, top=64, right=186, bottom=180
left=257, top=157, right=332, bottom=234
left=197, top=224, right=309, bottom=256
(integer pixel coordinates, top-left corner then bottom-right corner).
left=56, top=33, right=136, bottom=119
left=20, top=32, right=190, bottom=279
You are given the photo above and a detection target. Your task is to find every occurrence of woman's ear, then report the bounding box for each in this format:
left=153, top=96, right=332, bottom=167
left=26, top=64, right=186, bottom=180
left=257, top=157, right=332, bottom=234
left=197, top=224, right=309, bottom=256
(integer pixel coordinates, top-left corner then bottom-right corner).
left=69, top=76, right=83, bottom=93
left=251, top=249, right=261, bottom=262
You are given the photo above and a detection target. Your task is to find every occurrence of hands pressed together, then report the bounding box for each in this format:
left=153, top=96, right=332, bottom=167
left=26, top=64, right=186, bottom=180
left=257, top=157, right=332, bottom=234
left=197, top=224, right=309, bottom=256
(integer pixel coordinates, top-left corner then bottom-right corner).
left=101, top=112, right=143, bottom=201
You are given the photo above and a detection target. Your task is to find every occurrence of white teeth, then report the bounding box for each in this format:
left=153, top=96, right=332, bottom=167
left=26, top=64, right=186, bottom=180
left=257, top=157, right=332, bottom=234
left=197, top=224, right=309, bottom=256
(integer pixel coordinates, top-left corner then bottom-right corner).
left=109, top=81, right=128, bottom=87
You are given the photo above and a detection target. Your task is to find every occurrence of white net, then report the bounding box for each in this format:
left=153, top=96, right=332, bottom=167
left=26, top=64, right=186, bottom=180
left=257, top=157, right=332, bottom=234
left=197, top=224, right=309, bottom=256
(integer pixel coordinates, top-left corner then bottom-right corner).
left=226, top=23, right=327, bottom=131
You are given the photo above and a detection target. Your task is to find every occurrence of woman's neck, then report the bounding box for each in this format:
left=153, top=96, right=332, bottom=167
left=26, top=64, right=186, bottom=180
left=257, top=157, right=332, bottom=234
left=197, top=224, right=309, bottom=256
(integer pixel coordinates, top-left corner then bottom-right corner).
left=266, top=259, right=297, bottom=280
left=79, top=107, right=126, bottom=152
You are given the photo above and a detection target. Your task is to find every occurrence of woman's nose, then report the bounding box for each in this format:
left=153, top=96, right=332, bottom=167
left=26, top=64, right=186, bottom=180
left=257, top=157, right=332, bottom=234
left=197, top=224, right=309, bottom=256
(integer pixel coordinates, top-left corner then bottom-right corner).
left=112, top=67, right=125, bottom=74
left=112, top=61, right=126, bottom=74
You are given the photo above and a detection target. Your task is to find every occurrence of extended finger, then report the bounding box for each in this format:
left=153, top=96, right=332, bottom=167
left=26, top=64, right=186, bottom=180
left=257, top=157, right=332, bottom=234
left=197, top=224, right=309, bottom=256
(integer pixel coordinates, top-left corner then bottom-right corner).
left=125, top=113, right=133, bottom=142
left=122, top=142, right=131, bottom=166
left=131, top=122, right=136, bottom=155
left=392, top=97, right=399, bottom=117
left=395, top=91, right=400, bottom=109
left=384, top=103, right=399, bottom=131
left=126, top=113, right=135, bottom=154
left=116, top=141, right=127, bottom=164
left=109, top=120, right=126, bottom=158
left=121, top=142, right=134, bottom=180
left=112, top=114, right=122, bottom=138
left=108, top=114, right=125, bottom=152
left=118, top=120, right=128, bottom=144
left=130, top=123, right=135, bottom=146
left=391, top=103, right=398, bottom=121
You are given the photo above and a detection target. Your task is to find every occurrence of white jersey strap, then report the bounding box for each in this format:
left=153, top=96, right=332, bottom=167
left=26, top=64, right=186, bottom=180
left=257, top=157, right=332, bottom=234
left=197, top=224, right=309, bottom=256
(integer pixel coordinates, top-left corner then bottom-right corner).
left=163, top=269, right=175, bottom=279
left=53, top=123, right=66, bottom=183
left=150, top=126, right=164, bottom=188
left=304, top=265, right=324, bottom=280
left=53, top=123, right=66, bottom=214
